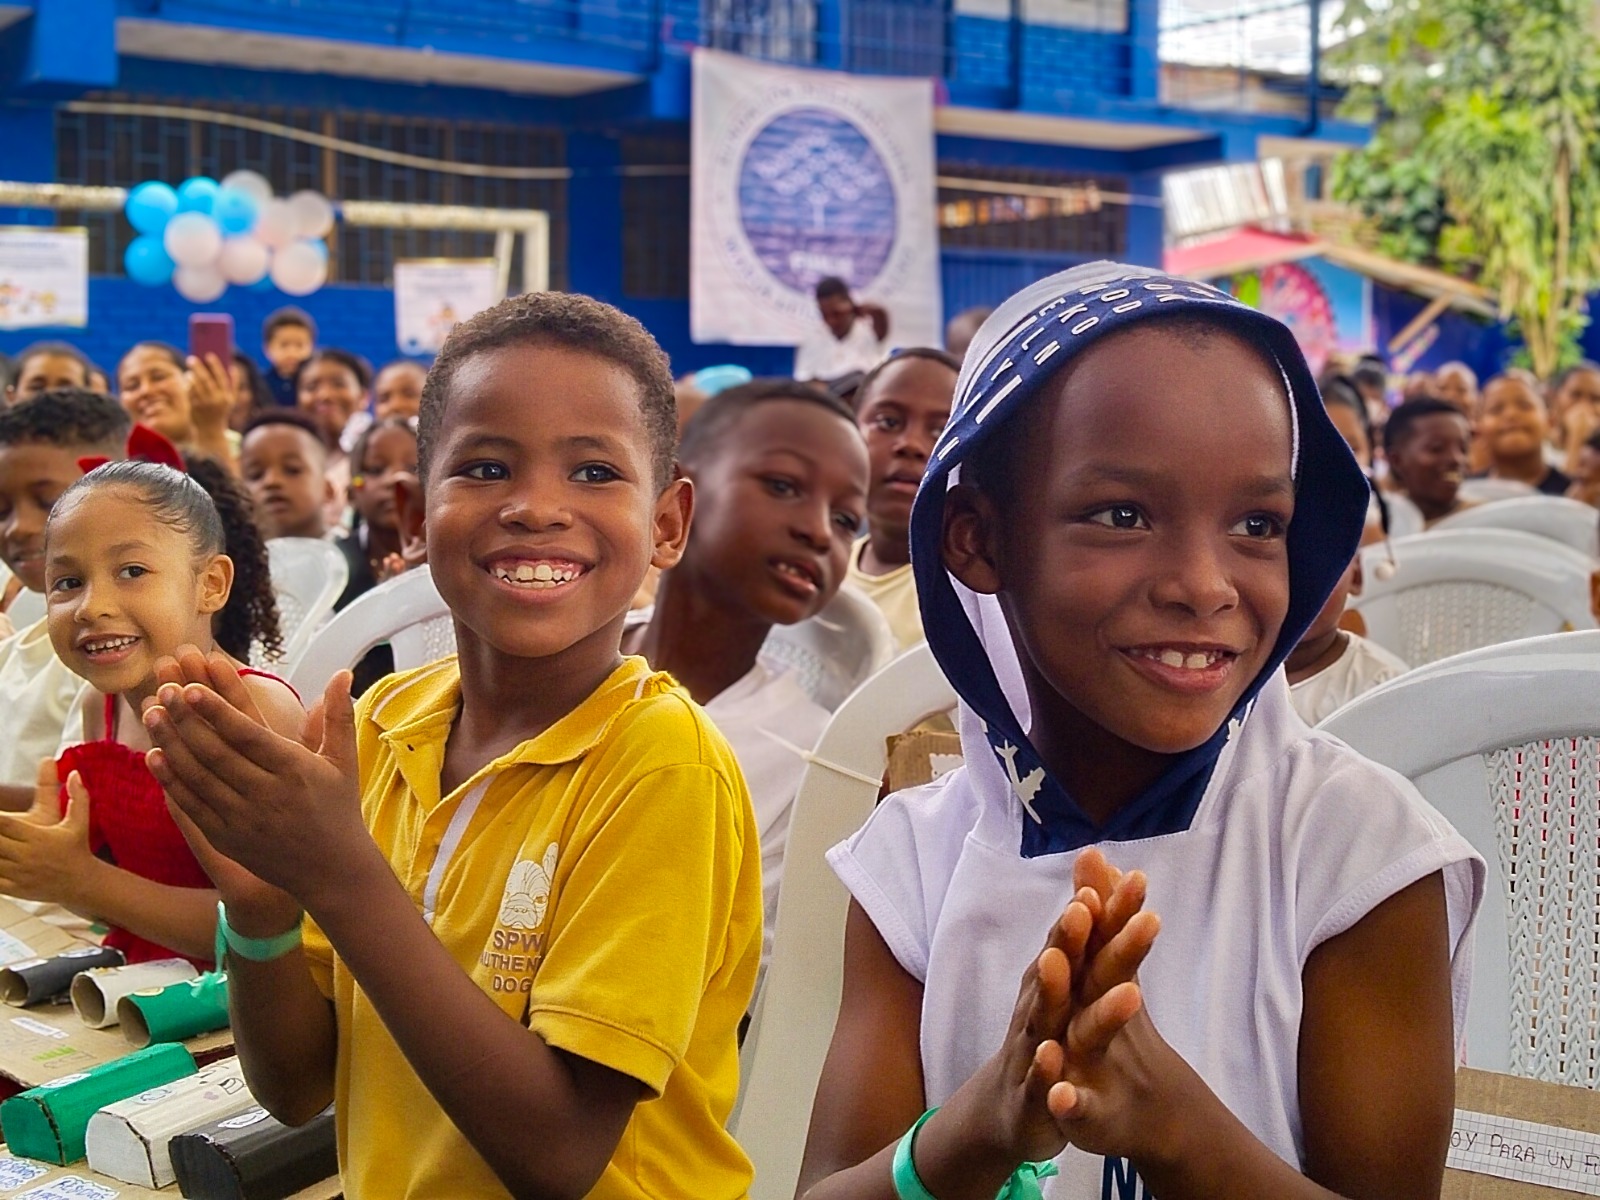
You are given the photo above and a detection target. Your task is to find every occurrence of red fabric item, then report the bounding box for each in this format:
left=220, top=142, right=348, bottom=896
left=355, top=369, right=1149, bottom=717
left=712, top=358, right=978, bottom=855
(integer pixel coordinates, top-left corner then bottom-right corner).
left=53, top=669, right=298, bottom=968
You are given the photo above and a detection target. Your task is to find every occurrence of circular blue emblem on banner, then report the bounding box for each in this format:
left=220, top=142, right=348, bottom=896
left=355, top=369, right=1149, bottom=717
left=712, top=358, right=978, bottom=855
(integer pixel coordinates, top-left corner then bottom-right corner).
left=737, top=107, right=896, bottom=294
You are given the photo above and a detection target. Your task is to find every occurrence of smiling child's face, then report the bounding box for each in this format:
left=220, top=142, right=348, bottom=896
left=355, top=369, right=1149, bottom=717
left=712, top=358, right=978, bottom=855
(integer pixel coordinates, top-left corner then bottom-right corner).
left=948, top=322, right=1294, bottom=759
left=422, top=343, right=686, bottom=666
left=0, top=443, right=88, bottom=593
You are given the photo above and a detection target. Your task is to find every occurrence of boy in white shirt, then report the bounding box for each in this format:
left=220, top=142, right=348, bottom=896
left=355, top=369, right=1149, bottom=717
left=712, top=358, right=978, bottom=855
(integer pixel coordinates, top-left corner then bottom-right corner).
left=1285, top=552, right=1409, bottom=724
left=623, top=378, right=869, bottom=971
left=0, top=389, right=130, bottom=804
left=795, top=277, right=890, bottom=384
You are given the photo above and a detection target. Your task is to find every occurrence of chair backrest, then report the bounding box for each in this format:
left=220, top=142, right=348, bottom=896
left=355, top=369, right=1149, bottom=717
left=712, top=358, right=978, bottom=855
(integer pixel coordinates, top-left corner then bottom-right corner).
left=287, top=567, right=451, bottom=700
left=731, top=643, right=957, bottom=1200
left=1318, top=631, right=1600, bottom=1086
left=757, top=585, right=896, bottom=712
left=1459, top=477, right=1537, bottom=504
left=1354, top=528, right=1597, bottom=667
left=260, top=538, right=349, bottom=672
left=1434, top=495, right=1600, bottom=558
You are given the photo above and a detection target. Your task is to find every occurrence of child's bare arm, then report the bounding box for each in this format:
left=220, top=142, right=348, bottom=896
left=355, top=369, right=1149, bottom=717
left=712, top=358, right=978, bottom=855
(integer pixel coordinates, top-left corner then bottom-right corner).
left=145, top=655, right=647, bottom=1198
left=1050, top=872, right=1454, bottom=1200
left=799, top=863, right=1156, bottom=1200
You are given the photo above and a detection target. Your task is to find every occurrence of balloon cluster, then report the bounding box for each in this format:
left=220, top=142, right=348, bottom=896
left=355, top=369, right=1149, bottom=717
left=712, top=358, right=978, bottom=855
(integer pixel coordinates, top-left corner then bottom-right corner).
left=122, top=172, right=334, bottom=302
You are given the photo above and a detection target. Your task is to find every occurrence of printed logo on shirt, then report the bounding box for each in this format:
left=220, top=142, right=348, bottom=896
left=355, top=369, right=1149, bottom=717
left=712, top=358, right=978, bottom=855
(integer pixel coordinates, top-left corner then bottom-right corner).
left=498, top=843, right=558, bottom=930
left=481, top=842, right=560, bottom=998
left=1102, top=1158, right=1152, bottom=1200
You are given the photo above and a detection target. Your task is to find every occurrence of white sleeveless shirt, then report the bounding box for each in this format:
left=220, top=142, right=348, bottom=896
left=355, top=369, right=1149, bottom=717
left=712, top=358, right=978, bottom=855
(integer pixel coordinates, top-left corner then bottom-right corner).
left=829, top=673, right=1484, bottom=1197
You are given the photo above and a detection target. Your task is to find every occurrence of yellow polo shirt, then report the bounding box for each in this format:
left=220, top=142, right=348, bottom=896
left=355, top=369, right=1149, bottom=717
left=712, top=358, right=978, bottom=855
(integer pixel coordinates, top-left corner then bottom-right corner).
left=302, top=656, right=762, bottom=1199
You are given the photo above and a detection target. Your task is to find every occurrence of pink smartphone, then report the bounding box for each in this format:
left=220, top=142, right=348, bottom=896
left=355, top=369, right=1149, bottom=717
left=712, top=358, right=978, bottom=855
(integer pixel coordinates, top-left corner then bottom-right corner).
left=188, top=313, right=235, bottom=367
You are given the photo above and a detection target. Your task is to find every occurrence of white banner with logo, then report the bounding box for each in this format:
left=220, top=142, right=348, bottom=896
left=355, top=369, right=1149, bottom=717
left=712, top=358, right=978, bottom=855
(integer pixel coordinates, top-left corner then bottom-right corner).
left=0, top=227, right=88, bottom=331
left=393, top=258, right=501, bottom=356
left=691, top=48, right=941, bottom=348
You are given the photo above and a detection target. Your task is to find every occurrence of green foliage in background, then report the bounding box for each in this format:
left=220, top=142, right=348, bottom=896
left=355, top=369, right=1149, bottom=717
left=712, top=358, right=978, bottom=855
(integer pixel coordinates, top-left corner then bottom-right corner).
left=1330, top=0, right=1600, bottom=376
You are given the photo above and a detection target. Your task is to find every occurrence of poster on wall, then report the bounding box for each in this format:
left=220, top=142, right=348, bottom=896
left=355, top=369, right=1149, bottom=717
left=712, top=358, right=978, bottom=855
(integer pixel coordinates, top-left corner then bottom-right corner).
left=1226, top=257, right=1372, bottom=376
left=0, top=227, right=88, bottom=331
left=393, top=259, right=501, bottom=356
left=691, top=48, right=942, bottom=348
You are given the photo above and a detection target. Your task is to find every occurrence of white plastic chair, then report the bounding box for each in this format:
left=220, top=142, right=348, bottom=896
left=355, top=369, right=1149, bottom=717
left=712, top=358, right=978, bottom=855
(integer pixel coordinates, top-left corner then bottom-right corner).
left=1318, top=630, right=1600, bottom=1085
left=287, top=566, right=452, bottom=700
left=1354, top=528, right=1597, bottom=667
left=260, top=538, right=348, bottom=672
left=1382, top=491, right=1426, bottom=540
left=1434, top=496, right=1600, bottom=558
left=1458, top=478, right=1537, bottom=504
left=732, top=643, right=958, bottom=1200
left=758, top=585, right=895, bottom=712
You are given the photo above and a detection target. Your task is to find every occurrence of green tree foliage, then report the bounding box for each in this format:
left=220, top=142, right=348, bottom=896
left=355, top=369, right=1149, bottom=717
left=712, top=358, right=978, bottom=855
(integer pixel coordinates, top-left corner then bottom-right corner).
left=1331, top=0, right=1600, bottom=376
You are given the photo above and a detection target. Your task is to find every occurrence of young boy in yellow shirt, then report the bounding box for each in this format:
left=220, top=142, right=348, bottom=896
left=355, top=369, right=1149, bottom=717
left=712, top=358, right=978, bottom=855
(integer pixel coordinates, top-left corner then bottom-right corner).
left=142, top=293, right=764, bottom=1199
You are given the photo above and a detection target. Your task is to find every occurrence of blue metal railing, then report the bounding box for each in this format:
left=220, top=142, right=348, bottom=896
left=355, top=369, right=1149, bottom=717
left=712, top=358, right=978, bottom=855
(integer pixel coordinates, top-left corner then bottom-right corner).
left=142, top=0, right=1318, bottom=114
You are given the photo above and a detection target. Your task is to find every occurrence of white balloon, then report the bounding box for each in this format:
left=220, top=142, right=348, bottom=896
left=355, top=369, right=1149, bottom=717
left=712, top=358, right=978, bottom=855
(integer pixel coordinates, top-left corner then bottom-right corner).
left=220, top=169, right=274, bottom=206
left=174, top=264, right=228, bottom=304
left=270, top=241, right=328, bottom=296
left=255, top=199, right=298, bottom=250
left=218, top=237, right=270, bottom=286
left=287, top=190, right=335, bottom=240
left=162, top=212, right=223, bottom=269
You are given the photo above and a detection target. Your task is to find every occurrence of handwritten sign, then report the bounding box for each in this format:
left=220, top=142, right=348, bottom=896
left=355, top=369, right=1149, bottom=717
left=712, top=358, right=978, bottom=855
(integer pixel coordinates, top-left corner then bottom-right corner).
left=1449, top=1109, right=1600, bottom=1195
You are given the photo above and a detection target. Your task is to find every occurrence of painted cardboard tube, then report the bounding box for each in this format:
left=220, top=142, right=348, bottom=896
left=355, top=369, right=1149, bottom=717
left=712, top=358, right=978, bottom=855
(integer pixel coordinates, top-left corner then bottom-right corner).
left=170, top=1105, right=337, bottom=1200
left=0, top=945, right=125, bottom=1007
left=70, top=958, right=198, bottom=1029
left=0, top=1042, right=197, bottom=1164
left=118, top=971, right=230, bottom=1048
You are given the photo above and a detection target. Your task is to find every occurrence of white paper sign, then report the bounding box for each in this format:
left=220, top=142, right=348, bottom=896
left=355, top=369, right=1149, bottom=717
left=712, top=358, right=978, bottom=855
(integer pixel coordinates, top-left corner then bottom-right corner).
left=691, top=48, right=941, bottom=349
left=1448, top=1108, right=1600, bottom=1194
left=0, top=228, right=88, bottom=331
left=393, top=259, right=501, bottom=356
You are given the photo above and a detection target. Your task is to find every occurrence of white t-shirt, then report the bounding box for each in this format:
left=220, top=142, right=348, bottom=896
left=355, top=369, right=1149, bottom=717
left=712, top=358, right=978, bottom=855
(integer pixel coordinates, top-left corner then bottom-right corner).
left=794, top=315, right=887, bottom=382
left=704, top=661, right=829, bottom=970
left=1289, top=634, right=1410, bottom=725
left=829, top=674, right=1483, bottom=1196
left=0, top=617, right=86, bottom=789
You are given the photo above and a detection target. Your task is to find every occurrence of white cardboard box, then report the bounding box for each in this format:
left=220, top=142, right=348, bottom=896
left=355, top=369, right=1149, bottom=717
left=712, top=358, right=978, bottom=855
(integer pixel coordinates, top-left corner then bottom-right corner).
left=85, top=1056, right=251, bottom=1188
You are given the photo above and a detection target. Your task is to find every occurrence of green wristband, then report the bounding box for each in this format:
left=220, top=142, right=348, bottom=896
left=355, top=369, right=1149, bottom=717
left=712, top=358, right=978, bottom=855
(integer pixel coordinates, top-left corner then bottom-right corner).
left=891, top=1108, right=941, bottom=1200
left=891, top=1107, right=1062, bottom=1200
left=217, top=901, right=303, bottom=963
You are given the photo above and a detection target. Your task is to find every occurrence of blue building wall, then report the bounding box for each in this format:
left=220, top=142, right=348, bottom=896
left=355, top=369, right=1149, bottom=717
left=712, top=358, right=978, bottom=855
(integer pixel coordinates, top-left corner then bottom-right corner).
left=0, top=0, right=1349, bottom=377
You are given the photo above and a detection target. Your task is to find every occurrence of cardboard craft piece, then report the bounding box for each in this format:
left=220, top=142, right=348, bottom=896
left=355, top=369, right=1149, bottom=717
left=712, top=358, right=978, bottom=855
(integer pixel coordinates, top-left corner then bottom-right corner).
left=1444, top=1067, right=1600, bottom=1198
left=883, top=730, right=963, bottom=794
left=85, top=1056, right=251, bottom=1188
left=0, top=898, right=99, bottom=981
left=0, top=1042, right=197, bottom=1165
left=0, top=990, right=232, bottom=1091
left=117, top=972, right=229, bottom=1048
left=71, top=959, right=197, bottom=1029
left=0, top=1151, right=338, bottom=1200
left=170, top=1106, right=338, bottom=1200
left=1, top=947, right=124, bottom=1009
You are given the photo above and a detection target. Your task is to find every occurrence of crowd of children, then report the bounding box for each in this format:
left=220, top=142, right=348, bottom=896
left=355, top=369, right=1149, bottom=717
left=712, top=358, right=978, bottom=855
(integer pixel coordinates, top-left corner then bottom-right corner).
left=0, top=264, right=1586, bottom=1198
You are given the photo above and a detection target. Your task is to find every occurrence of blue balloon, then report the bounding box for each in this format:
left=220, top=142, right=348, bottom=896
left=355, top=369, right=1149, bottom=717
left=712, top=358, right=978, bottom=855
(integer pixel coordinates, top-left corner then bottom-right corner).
left=212, top=187, right=259, bottom=236
left=176, top=177, right=220, bottom=215
left=124, top=235, right=175, bottom=287
left=125, top=182, right=178, bottom=237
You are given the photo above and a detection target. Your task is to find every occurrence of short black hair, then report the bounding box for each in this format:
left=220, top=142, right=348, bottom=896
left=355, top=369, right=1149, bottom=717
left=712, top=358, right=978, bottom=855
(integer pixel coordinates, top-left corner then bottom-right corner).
left=300, top=347, right=372, bottom=392
left=1383, top=397, right=1468, bottom=455
left=50, top=457, right=282, bottom=662
left=815, top=277, right=851, bottom=302
left=241, top=409, right=328, bottom=457
left=677, top=378, right=855, bottom=469
left=1352, top=354, right=1387, bottom=391
left=351, top=415, right=417, bottom=472
left=418, top=291, right=676, bottom=490
left=854, top=348, right=961, bottom=413
left=12, top=341, right=90, bottom=383
left=1553, top=361, right=1600, bottom=393
left=263, top=307, right=317, bottom=343
left=0, top=388, right=130, bottom=453
left=231, top=350, right=270, bottom=413
left=119, top=341, right=185, bottom=378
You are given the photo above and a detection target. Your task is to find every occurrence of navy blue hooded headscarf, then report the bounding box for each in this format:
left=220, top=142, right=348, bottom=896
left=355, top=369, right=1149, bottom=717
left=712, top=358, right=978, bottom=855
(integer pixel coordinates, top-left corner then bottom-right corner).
left=911, top=262, right=1371, bottom=858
